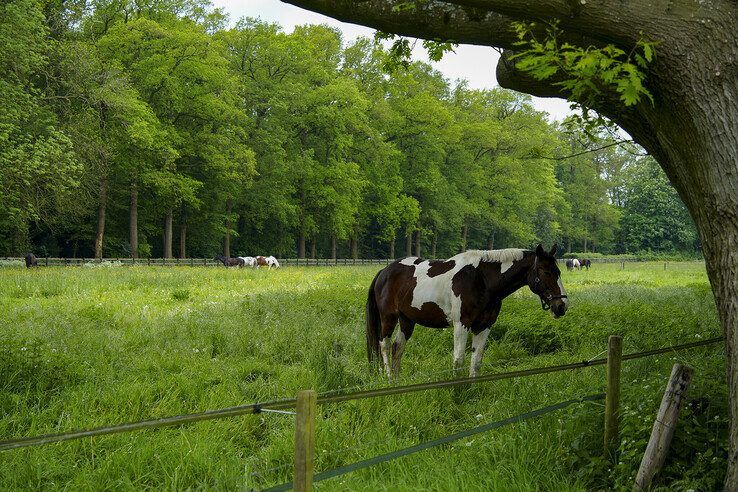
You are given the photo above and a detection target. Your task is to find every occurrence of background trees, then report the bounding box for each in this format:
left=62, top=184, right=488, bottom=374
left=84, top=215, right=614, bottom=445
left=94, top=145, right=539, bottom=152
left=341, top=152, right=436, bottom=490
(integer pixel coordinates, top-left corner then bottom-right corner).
left=0, top=1, right=700, bottom=261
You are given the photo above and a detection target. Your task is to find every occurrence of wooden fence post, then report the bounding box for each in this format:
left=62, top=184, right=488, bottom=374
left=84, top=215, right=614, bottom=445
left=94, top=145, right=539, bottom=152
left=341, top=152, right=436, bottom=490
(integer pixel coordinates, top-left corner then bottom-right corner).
left=604, top=335, right=623, bottom=455
left=294, top=389, right=317, bottom=492
left=634, top=364, right=694, bottom=491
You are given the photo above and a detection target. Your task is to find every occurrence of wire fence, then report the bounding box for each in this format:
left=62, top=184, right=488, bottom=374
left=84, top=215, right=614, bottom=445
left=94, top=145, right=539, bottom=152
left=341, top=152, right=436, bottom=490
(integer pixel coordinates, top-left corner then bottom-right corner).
left=0, top=336, right=723, bottom=453
left=264, top=393, right=606, bottom=492
left=1, top=256, right=706, bottom=268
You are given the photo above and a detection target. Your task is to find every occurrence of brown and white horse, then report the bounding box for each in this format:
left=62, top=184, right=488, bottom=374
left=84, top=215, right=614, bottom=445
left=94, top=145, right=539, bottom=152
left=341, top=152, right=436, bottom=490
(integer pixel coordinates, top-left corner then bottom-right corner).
left=366, top=244, right=568, bottom=379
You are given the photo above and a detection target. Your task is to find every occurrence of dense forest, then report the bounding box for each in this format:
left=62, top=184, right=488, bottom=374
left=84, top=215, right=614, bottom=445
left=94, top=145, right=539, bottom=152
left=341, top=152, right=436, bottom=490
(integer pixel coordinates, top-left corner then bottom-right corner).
left=0, top=0, right=700, bottom=259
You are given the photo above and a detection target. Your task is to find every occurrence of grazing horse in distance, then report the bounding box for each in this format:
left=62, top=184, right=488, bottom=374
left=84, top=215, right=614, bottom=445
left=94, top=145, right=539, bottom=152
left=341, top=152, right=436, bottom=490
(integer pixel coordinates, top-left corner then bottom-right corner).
left=565, top=259, right=574, bottom=271
left=254, top=255, right=280, bottom=269
left=580, top=259, right=591, bottom=270
left=25, top=253, right=38, bottom=268
left=366, top=244, right=568, bottom=379
left=239, top=256, right=258, bottom=268
left=214, top=255, right=245, bottom=267
left=572, top=258, right=581, bottom=270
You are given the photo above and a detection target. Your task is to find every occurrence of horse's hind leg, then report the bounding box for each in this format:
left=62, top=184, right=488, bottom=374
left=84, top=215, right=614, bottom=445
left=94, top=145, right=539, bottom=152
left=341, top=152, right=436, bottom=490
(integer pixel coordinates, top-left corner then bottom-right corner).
left=391, top=315, right=415, bottom=381
left=380, top=315, right=398, bottom=379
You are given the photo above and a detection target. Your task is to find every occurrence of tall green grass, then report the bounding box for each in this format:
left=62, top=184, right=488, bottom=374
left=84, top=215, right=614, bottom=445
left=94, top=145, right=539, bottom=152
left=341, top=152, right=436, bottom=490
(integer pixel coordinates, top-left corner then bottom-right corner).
left=0, top=263, right=728, bottom=490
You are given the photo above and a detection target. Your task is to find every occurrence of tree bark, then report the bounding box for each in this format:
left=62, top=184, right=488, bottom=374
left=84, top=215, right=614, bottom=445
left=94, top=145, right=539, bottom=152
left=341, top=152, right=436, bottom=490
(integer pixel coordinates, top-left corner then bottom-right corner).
left=224, top=199, right=233, bottom=258
left=330, top=235, right=337, bottom=260
left=179, top=222, right=187, bottom=259
left=94, top=177, right=107, bottom=260
left=405, top=232, right=412, bottom=257
left=414, top=229, right=421, bottom=257
left=389, top=238, right=395, bottom=259
left=129, top=182, right=138, bottom=259
left=163, top=209, right=173, bottom=259
left=310, top=239, right=317, bottom=259
left=298, top=231, right=306, bottom=259
left=461, top=225, right=468, bottom=253
left=351, top=236, right=358, bottom=259
left=487, top=233, right=494, bottom=251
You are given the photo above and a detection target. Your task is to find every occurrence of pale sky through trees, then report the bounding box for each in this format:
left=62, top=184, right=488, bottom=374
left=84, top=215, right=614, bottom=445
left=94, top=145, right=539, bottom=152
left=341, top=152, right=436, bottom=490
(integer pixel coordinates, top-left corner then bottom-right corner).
left=213, top=0, right=575, bottom=121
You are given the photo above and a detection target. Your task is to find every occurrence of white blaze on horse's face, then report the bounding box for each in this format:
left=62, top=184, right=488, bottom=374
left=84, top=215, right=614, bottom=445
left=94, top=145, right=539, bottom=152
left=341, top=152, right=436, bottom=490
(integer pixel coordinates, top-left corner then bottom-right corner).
left=557, top=278, right=569, bottom=307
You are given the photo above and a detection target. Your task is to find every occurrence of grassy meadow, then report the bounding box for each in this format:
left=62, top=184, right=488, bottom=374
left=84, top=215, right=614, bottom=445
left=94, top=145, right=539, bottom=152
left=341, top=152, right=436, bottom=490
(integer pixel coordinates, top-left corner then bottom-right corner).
left=0, top=261, right=730, bottom=490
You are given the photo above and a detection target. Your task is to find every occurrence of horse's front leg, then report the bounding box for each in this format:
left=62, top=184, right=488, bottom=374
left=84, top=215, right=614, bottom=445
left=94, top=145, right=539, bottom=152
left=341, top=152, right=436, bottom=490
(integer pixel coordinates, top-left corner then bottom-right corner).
left=470, top=328, right=491, bottom=377
left=452, top=322, right=468, bottom=375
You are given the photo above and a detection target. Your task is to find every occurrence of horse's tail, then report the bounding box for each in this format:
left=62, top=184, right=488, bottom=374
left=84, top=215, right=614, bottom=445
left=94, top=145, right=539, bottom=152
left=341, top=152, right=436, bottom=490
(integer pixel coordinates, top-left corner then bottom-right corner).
left=366, top=272, right=382, bottom=367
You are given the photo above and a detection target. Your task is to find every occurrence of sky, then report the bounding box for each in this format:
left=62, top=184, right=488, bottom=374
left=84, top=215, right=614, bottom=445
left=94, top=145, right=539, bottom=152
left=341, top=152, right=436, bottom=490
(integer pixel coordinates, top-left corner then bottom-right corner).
left=211, top=0, right=575, bottom=121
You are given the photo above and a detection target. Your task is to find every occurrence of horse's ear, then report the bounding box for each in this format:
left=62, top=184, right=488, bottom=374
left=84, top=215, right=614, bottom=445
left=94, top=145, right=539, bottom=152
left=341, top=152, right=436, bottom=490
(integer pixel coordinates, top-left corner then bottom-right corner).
left=535, top=243, right=545, bottom=257
left=549, top=244, right=558, bottom=256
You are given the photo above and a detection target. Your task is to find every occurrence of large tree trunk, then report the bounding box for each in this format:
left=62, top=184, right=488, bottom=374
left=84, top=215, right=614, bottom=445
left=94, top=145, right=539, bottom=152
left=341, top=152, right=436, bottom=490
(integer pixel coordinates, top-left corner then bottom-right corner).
left=163, top=209, right=173, bottom=259
left=297, top=231, right=306, bottom=259
left=414, top=230, right=421, bottom=257
left=461, top=225, right=468, bottom=253
left=129, top=182, right=138, bottom=259
left=583, top=237, right=588, bottom=253
left=310, top=239, right=317, bottom=259
left=224, top=199, right=233, bottom=258
left=405, top=232, right=412, bottom=257
left=389, top=238, right=395, bottom=259
left=487, top=233, right=494, bottom=251
left=330, top=235, right=337, bottom=260
left=179, top=222, right=187, bottom=259
left=94, top=177, right=107, bottom=260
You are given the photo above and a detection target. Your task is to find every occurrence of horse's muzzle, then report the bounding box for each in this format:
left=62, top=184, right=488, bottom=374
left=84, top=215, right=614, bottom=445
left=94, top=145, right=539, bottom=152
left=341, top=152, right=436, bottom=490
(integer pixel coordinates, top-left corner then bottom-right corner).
left=551, top=300, right=567, bottom=318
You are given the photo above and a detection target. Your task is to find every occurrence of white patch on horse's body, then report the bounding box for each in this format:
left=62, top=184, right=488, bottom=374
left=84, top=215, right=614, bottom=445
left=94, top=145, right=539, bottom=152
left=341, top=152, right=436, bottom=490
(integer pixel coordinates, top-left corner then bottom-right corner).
left=572, top=259, right=581, bottom=269
left=400, top=257, right=418, bottom=266
left=265, top=256, right=280, bottom=269
left=407, top=249, right=526, bottom=325
left=239, top=256, right=257, bottom=268
left=557, top=278, right=569, bottom=307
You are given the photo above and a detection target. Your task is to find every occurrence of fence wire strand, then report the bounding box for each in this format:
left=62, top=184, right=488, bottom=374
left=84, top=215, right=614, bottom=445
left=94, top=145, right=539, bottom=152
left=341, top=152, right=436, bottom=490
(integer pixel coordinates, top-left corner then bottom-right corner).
left=0, top=336, right=722, bottom=452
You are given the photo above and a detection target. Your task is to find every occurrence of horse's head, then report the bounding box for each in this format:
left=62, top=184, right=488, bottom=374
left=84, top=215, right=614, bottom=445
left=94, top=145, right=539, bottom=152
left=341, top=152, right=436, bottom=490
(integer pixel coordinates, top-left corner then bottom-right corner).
left=528, top=244, right=568, bottom=318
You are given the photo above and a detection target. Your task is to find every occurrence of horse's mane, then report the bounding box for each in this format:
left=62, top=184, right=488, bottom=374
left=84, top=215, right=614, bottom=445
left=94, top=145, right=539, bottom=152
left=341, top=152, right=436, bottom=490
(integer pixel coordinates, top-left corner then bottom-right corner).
left=465, top=248, right=527, bottom=264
